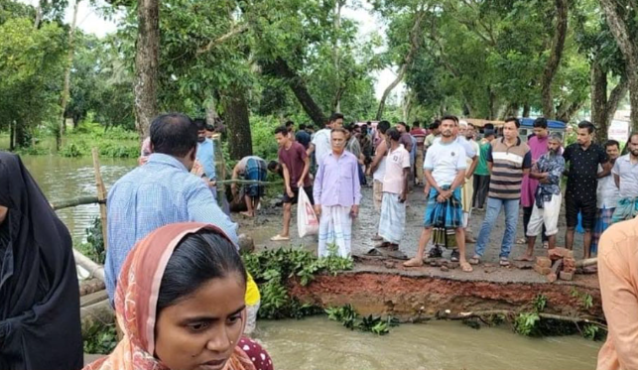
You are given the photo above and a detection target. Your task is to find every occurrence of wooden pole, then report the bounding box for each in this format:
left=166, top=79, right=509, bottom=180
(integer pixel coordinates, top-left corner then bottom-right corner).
left=212, top=135, right=226, bottom=206
left=73, top=248, right=105, bottom=282
left=51, top=196, right=102, bottom=211
left=92, top=148, right=109, bottom=250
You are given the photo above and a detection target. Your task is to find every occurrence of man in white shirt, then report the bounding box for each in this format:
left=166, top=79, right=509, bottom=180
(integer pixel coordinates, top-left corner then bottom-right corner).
left=592, top=140, right=620, bottom=254
left=308, top=113, right=344, bottom=169
left=611, top=133, right=638, bottom=222
left=404, top=116, right=472, bottom=272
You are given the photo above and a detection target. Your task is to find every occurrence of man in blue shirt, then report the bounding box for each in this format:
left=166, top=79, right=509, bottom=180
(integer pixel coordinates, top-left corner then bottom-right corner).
left=194, top=118, right=217, bottom=198
left=105, top=113, right=238, bottom=301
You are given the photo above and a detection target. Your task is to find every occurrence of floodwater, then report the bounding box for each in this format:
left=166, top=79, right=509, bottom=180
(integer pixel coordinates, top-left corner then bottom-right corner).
left=82, top=317, right=604, bottom=369
left=257, top=317, right=600, bottom=370
left=23, top=155, right=602, bottom=369
left=21, top=155, right=136, bottom=241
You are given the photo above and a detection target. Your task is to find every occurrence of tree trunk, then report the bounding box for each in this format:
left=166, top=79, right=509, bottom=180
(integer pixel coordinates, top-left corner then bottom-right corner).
left=221, top=87, right=252, bottom=160
left=540, top=0, right=569, bottom=119
left=590, top=60, right=628, bottom=143
left=206, top=96, right=220, bottom=126
left=9, top=120, right=15, bottom=151
left=332, top=0, right=343, bottom=113
left=134, top=0, right=160, bottom=139
left=376, top=9, right=425, bottom=120
left=34, top=0, right=43, bottom=29
left=599, top=0, right=638, bottom=131
left=376, top=65, right=407, bottom=121
left=15, top=122, right=29, bottom=148
left=58, top=0, right=80, bottom=150
left=262, top=57, right=327, bottom=127
left=522, top=103, right=531, bottom=118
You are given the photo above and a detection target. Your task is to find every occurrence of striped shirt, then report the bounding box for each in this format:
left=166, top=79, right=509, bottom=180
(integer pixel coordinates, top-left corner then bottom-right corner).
left=486, top=137, right=532, bottom=199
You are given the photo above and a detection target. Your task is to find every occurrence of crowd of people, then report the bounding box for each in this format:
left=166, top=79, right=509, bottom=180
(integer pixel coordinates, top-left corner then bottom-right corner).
left=1, top=111, right=638, bottom=370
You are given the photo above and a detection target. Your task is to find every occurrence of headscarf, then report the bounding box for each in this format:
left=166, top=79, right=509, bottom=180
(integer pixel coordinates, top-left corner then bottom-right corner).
left=84, top=223, right=255, bottom=370
left=0, top=152, right=83, bottom=370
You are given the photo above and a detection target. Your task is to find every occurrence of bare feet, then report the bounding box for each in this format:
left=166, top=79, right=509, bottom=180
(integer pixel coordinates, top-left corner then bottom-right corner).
left=460, top=261, right=473, bottom=272
left=403, top=258, right=424, bottom=267
left=240, top=211, right=254, bottom=218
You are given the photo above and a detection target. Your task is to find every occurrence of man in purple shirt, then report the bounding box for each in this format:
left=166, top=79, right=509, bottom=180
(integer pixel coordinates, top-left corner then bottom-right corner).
left=314, top=128, right=361, bottom=257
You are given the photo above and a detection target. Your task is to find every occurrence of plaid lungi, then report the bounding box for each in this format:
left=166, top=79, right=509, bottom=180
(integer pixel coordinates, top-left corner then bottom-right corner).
left=378, top=192, right=406, bottom=244
left=244, top=158, right=268, bottom=197
left=591, top=207, right=614, bottom=255
left=423, top=187, right=463, bottom=229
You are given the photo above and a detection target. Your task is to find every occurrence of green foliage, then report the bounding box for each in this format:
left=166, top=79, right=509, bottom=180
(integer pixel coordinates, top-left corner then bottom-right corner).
left=242, top=247, right=352, bottom=320
left=83, top=323, right=118, bottom=355
left=325, top=304, right=397, bottom=335
left=514, top=312, right=541, bottom=336
left=533, top=294, right=548, bottom=312
left=77, top=217, right=106, bottom=265
left=571, top=288, right=594, bottom=310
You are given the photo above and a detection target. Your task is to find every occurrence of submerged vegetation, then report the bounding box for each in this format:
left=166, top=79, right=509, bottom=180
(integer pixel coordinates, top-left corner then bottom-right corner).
left=326, top=304, right=400, bottom=336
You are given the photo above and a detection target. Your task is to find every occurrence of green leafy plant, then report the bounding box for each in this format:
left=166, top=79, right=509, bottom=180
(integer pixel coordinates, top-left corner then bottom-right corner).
left=83, top=323, right=118, bottom=354
left=533, top=294, right=547, bottom=312
left=514, top=312, right=540, bottom=336
left=583, top=324, right=599, bottom=341
left=242, top=248, right=352, bottom=320
left=77, top=217, right=105, bottom=264
left=326, top=305, right=396, bottom=335
left=570, top=288, right=594, bottom=310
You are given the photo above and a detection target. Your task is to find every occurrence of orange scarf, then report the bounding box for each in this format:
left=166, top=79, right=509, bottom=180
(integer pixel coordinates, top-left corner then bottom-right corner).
left=84, top=223, right=255, bottom=370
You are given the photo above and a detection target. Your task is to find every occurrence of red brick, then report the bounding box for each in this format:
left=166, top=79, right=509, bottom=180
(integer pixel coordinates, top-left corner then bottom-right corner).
left=536, top=257, right=552, bottom=268
left=534, top=265, right=552, bottom=275
left=548, top=247, right=573, bottom=260
left=547, top=273, right=557, bottom=283
left=559, top=271, right=574, bottom=281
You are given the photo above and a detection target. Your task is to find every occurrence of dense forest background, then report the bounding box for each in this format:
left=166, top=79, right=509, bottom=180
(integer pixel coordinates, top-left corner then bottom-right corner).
left=1, top=0, right=637, bottom=159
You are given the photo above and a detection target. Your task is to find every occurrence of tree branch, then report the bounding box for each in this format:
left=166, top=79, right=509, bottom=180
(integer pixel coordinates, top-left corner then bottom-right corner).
left=605, top=76, right=629, bottom=123
left=196, top=23, right=249, bottom=55
left=540, top=0, right=569, bottom=119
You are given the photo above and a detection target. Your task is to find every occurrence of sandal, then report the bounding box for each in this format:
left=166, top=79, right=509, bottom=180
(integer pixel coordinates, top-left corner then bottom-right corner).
left=428, top=246, right=443, bottom=259
left=270, top=234, right=290, bottom=241
left=542, top=241, right=549, bottom=249
left=460, top=261, right=473, bottom=272
left=450, top=250, right=460, bottom=262
left=516, top=238, right=527, bottom=244
left=469, top=255, right=481, bottom=265
left=499, top=258, right=511, bottom=267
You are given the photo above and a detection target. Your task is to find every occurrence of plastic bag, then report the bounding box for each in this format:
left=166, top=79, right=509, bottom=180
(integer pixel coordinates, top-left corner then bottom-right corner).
left=297, top=188, right=319, bottom=237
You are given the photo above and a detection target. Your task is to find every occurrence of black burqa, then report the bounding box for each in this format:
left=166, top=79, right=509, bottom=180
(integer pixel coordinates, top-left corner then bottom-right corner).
left=0, top=152, right=83, bottom=370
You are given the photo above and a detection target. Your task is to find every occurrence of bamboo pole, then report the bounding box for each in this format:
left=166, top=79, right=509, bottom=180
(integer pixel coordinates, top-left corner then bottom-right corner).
left=92, top=148, right=109, bottom=250
left=51, top=196, right=102, bottom=211
left=73, top=248, right=105, bottom=282
left=576, top=257, right=597, bottom=268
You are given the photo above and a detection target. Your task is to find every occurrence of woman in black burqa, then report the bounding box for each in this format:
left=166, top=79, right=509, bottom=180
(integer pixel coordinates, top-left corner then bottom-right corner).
left=0, top=152, right=83, bottom=369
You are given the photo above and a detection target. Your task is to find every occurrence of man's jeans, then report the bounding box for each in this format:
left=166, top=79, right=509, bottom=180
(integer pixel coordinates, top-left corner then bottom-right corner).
left=474, top=197, right=520, bottom=259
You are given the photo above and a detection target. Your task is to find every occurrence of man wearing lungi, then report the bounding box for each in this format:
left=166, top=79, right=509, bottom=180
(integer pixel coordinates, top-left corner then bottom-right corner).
left=313, top=128, right=361, bottom=258
left=376, top=128, right=410, bottom=252
left=611, top=133, right=638, bottom=223
left=404, top=116, right=472, bottom=272
left=592, top=140, right=620, bottom=255
left=231, top=155, right=268, bottom=218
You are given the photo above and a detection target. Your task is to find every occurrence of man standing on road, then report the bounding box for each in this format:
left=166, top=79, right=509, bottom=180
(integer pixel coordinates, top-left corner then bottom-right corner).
left=411, top=121, right=427, bottom=186
left=592, top=140, right=620, bottom=255
left=520, top=117, right=550, bottom=248
left=271, top=126, right=312, bottom=241
left=396, top=122, right=413, bottom=153
left=471, top=118, right=532, bottom=267
left=404, top=117, right=472, bottom=272
left=194, top=118, right=217, bottom=198
left=105, top=113, right=238, bottom=301
left=563, top=120, right=610, bottom=259
left=376, top=128, right=410, bottom=252
left=424, top=120, right=440, bottom=149
left=313, top=128, right=361, bottom=258
left=309, top=113, right=344, bottom=168
left=517, top=134, right=565, bottom=260
left=368, top=121, right=391, bottom=212
left=611, top=133, right=638, bottom=223
left=472, top=129, right=494, bottom=209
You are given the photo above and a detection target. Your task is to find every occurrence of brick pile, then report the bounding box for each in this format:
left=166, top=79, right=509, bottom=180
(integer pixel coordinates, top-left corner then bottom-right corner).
left=534, top=248, right=576, bottom=282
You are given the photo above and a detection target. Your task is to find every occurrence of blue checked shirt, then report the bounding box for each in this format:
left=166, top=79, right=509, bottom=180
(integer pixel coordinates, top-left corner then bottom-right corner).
left=104, top=153, right=238, bottom=301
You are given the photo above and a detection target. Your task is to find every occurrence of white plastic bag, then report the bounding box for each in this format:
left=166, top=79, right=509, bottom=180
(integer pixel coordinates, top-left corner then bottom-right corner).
left=297, top=188, right=319, bottom=237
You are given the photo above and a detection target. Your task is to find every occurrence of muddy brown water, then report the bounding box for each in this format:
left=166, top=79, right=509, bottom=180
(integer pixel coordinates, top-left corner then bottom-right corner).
left=23, top=155, right=601, bottom=369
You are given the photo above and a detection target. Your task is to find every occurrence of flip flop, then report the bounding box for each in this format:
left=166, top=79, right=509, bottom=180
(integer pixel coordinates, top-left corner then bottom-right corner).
left=270, top=234, right=290, bottom=241
left=469, top=255, right=481, bottom=265
left=499, top=258, right=511, bottom=267
left=460, top=261, right=473, bottom=272
left=516, top=238, right=527, bottom=244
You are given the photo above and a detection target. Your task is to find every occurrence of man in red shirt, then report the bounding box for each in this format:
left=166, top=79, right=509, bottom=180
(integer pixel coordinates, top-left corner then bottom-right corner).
left=410, top=121, right=427, bottom=186
left=271, top=126, right=312, bottom=241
